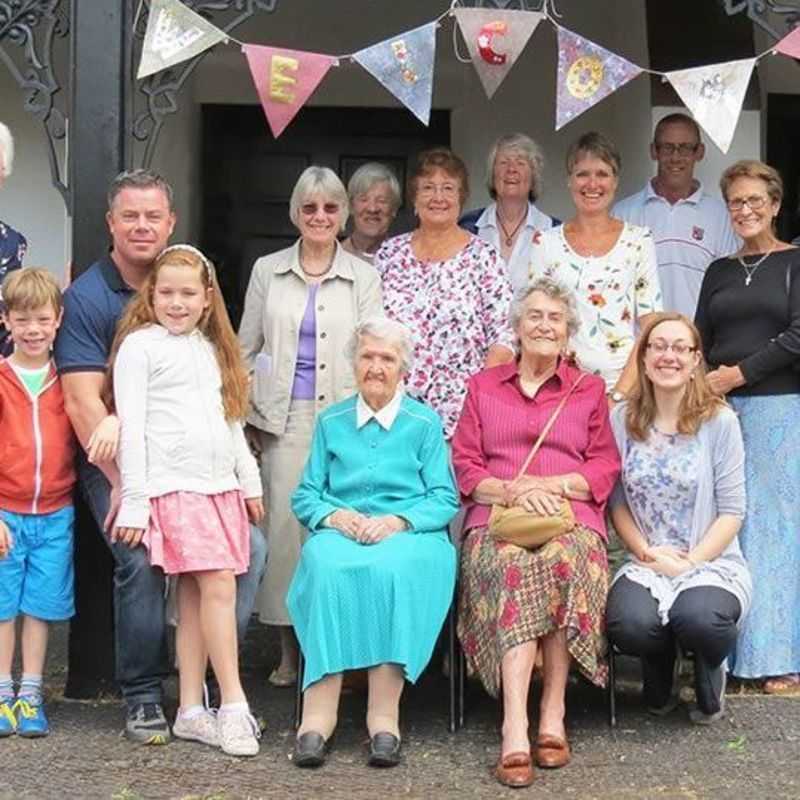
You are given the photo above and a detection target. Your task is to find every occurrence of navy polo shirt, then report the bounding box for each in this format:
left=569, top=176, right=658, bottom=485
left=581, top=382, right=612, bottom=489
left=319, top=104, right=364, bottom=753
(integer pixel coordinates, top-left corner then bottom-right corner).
left=55, top=256, right=136, bottom=374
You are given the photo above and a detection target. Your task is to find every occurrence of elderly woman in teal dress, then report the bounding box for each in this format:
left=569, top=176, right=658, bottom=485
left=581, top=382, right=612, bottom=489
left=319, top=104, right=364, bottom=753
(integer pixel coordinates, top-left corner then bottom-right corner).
left=288, top=316, right=458, bottom=769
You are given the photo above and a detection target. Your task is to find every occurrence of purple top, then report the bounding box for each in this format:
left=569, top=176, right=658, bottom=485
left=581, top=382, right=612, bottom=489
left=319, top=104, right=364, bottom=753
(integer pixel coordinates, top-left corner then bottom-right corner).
left=291, top=285, right=318, bottom=400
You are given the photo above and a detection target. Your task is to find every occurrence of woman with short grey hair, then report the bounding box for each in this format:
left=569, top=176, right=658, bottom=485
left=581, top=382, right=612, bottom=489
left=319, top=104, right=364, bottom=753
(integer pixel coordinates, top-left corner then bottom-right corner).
left=346, top=316, right=414, bottom=374
left=239, top=165, right=383, bottom=687
left=461, top=132, right=559, bottom=293
left=510, top=278, right=581, bottom=339
left=0, top=121, right=28, bottom=356
left=341, top=163, right=401, bottom=264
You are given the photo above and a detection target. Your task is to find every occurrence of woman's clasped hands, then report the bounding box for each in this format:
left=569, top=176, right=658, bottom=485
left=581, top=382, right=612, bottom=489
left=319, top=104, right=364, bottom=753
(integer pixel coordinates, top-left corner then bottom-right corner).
left=635, top=544, right=695, bottom=578
left=326, top=508, right=407, bottom=544
left=503, top=476, right=562, bottom=516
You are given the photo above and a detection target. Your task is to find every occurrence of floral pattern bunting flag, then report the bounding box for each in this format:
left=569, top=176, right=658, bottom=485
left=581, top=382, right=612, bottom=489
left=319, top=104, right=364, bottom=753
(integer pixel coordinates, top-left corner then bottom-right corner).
left=137, top=0, right=228, bottom=80
left=556, top=28, right=642, bottom=131
left=452, top=8, right=544, bottom=99
left=774, top=27, right=800, bottom=59
left=243, top=44, right=338, bottom=139
left=665, top=58, right=756, bottom=154
left=353, top=22, right=437, bottom=125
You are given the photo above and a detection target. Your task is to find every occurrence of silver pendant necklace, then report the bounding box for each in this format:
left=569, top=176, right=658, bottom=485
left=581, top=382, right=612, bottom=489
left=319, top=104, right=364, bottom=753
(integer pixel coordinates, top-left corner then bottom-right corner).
left=737, top=246, right=775, bottom=286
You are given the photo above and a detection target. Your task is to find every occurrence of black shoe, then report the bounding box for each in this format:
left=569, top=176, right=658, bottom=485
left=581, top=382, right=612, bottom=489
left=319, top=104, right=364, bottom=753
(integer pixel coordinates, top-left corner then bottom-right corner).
left=125, top=703, right=171, bottom=745
left=293, top=731, right=328, bottom=767
left=368, top=731, right=401, bottom=767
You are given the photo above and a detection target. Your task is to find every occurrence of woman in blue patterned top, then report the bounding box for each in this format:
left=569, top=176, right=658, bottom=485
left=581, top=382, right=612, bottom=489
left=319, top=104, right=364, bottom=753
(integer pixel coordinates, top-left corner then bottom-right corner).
left=606, top=312, right=751, bottom=724
left=288, top=317, right=458, bottom=769
left=0, top=123, right=28, bottom=356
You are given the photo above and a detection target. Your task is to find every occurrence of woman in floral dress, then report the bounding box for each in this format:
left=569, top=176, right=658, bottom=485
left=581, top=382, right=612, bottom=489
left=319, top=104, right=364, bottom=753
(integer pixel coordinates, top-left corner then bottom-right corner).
left=529, top=131, right=662, bottom=406
left=452, top=279, right=620, bottom=787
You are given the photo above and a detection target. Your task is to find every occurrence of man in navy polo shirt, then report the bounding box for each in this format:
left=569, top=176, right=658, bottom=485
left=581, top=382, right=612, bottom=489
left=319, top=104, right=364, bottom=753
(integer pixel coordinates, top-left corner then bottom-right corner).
left=54, top=169, right=267, bottom=745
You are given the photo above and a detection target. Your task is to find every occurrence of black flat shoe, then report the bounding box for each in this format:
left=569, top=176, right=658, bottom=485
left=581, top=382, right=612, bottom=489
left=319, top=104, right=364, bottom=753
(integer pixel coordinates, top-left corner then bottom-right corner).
left=368, top=731, right=401, bottom=767
left=293, top=731, right=328, bottom=767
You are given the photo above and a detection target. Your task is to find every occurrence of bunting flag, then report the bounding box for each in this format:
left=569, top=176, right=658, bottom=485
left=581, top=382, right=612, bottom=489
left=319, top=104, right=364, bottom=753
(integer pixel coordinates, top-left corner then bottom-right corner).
left=556, top=28, right=642, bottom=130
left=137, top=0, right=228, bottom=80
left=353, top=22, right=436, bottom=126
left=453, top=8, right=544, bottom=99
left=243, top=44, right=338, bottom=138
left=774, top=27, right=800, bottom=59
left=666, top=58, right=756, bottom=154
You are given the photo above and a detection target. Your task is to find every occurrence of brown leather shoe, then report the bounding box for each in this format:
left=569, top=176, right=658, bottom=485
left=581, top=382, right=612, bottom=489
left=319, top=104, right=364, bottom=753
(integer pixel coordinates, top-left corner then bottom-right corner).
left=535, top=734, right=571, bottom=769
left=495, top=751, right=535, bottom=788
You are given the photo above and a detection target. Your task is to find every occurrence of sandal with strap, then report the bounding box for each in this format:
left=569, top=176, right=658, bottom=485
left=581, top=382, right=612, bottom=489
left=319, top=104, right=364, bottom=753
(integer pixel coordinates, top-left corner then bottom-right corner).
left=764, top=674, right=800, bottom=695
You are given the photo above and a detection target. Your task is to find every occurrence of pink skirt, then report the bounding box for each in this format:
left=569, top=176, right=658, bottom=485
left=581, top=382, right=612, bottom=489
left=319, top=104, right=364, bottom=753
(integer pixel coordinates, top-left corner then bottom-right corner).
left=144, top=490, right=250, bottom=576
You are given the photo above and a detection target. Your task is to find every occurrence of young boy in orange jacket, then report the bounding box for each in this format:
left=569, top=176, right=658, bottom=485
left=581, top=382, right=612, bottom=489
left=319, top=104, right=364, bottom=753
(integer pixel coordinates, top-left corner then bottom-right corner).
left=0, top=268, right=76, bottom=737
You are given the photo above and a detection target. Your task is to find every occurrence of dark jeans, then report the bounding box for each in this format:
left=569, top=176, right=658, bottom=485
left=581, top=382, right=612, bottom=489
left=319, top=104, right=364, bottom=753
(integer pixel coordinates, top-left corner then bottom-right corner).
left=606, top=576, right=741, bottom=715
left=79, top=458, right=268, bottom=709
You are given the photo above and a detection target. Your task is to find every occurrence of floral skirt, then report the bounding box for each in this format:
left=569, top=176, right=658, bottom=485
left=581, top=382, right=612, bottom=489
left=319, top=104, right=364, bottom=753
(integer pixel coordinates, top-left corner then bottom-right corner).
left=458, top=524, right=609, bottom=698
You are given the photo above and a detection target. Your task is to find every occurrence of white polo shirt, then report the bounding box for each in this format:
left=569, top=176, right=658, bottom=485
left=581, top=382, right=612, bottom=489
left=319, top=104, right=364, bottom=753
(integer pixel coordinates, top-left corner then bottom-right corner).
left=613, top=181, right=739, bottom=318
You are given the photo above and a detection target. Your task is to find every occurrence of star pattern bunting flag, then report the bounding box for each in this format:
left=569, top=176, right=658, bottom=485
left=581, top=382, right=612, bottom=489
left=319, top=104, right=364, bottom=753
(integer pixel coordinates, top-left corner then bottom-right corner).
left=666, top=58, right=756, bottom=153
left=453, top=8, right=544, bottom=99
left=353, top=22, right=437, bottom=125
left=137, top=0, right=228, bottom=80
left=556, top=28, right=642, bottom=130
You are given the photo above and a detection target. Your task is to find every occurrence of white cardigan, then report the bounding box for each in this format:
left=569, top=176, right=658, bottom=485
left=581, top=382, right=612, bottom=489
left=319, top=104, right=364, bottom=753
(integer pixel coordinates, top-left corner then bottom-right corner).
left=114, top=325, right=262, bottom=530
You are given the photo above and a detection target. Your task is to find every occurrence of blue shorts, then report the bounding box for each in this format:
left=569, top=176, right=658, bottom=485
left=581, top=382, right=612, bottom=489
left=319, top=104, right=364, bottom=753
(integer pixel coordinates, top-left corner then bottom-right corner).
left=0, top=506, right=75, bottom=622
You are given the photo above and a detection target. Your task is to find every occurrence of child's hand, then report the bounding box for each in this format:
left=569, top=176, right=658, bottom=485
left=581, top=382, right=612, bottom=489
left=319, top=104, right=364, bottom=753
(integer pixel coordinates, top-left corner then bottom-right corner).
left=245, top=497, right=265, bottom=525
left=112, top=525, right=145, bottom=548
left=0, top=520, right=12, bottom=558
left=88, top=414, right=120, bottom=464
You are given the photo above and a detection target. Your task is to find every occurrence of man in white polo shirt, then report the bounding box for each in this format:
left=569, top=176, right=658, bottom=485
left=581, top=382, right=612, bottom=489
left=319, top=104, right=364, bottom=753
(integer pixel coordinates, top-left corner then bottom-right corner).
left=614, top=113, right=739, bottom=317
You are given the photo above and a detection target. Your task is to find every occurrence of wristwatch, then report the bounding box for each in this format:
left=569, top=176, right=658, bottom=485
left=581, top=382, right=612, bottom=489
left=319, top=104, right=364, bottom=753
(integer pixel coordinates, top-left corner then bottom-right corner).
left=610, top=389, right=625, bottom=403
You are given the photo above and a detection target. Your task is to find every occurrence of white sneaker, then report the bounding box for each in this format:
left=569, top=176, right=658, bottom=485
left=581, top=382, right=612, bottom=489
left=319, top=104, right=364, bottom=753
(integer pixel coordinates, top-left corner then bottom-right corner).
left=218, top=707, right=261, bottom=756
left=173, top=709, right=220, bottom=747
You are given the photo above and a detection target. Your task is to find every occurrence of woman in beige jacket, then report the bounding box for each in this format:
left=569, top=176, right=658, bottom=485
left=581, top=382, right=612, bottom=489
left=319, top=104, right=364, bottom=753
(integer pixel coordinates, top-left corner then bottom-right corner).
left=239, top=166, right=383, bottom=686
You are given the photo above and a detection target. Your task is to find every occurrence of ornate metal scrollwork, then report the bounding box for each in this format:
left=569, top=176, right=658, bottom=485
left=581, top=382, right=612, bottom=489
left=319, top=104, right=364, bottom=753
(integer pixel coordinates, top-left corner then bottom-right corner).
left=132, top=0, right=279, bottom=169
left=722, top=0, right=800, bottom=40
left=0, top=0, right=69, bottom=203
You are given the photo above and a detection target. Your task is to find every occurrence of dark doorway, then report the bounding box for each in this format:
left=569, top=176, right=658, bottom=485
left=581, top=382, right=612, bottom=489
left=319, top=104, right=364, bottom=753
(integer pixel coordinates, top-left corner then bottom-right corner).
left=201, top=105, right=450, bottom=324
left=767, top=94, right=800, bottom=243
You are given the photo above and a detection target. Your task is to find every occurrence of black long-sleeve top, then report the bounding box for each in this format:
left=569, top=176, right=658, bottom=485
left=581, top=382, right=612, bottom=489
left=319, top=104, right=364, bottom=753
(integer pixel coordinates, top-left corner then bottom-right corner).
left=695, top=248, right=800, bottom=396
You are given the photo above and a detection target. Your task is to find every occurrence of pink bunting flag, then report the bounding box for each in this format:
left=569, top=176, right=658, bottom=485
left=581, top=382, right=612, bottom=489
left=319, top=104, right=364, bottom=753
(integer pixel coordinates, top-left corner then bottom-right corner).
left=243, top=44, right=338, bottom=139
left=774, top=27, right=800, bottom=59
left=556, top=28, right=642, bottom=130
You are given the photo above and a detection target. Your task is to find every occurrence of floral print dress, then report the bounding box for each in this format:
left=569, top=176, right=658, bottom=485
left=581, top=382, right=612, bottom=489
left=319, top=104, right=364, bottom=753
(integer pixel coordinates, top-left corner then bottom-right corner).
left=529, top=222, right=661, bottom=391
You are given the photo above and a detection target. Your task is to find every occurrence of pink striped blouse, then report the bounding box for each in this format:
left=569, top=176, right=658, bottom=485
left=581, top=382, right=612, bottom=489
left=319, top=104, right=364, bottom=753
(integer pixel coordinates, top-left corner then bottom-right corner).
left=451, top=358, right=621, bottom=539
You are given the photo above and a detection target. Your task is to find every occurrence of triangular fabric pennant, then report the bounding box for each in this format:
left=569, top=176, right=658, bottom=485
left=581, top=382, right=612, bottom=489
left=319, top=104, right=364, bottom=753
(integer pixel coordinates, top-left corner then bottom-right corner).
left=556, top=28, right=642, bottom=131
left=666, top=58, right=756, bottom=154
left=137, top=0, right=228, bottom=80
left=453, top=8, right=544, bottom=99
left=243, top=44, right=338, bottom=139
left=774, top=27, right=800, bottom=59
left=353, top=22, right=436, bottom=125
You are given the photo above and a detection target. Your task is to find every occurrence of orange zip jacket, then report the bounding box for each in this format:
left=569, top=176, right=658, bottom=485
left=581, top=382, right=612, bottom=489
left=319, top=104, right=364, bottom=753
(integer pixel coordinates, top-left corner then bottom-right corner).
left=0, top=358, right=76, bottom=514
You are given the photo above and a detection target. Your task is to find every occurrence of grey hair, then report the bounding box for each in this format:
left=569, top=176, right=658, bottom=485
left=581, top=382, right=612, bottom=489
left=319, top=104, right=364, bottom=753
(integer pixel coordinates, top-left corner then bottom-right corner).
left=108, top=169, right=175, bottom=212
left=347, top=162, right=402, bottom=215
left=289, top=166, right=350, bottom=233
left=511, top=278, right=580, bottom=338
left=0, top=122, right=14, bottom=177
left=487, top=133, right=545, bottom=201
left=346, top=315, right=414, bottom=374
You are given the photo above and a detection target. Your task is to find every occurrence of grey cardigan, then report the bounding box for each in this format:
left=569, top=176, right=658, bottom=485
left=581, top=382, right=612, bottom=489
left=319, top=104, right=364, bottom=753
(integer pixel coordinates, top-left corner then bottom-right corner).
left=610, top=403, right=752, bottom=623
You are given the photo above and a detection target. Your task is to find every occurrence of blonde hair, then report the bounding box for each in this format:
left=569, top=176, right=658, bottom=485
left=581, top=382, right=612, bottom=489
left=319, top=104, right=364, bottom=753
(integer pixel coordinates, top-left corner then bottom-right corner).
left=1, top=267, right=62, bottom=314
left=719, top=159, right=783, bottom=205
left=625, top=312, right=726, bottom=441
left=105, top=246, right=249, bottom=421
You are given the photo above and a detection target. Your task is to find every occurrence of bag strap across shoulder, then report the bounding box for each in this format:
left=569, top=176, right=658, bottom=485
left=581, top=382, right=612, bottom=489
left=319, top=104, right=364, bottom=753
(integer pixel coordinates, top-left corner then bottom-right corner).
left=514, top=372, right=586, bottom=482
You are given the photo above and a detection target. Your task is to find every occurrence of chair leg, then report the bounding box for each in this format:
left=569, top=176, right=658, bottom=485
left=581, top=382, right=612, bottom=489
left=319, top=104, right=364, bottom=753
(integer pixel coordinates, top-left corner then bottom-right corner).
left=294, top=651, right=305, bottom=730
left=448, top=603, right=457, bottom=733
left=607, top=645, right=617, bottom=728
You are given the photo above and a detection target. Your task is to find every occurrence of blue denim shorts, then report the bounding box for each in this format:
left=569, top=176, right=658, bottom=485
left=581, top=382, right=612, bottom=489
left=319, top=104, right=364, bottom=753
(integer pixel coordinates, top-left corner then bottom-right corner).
left=0, top=506, right=75, bottom=621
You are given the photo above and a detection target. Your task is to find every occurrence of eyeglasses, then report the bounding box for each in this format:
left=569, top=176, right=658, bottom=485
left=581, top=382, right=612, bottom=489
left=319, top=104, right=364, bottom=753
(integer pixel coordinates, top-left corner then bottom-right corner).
left=417, top=182, right=459, bottom=198
left=300, top=202, right=340, bottom=216
left=646, top=340, right=697, bottom=356
left=654, top=142, right=700, bottom=157
left=727, top=195, right=769, bottom=212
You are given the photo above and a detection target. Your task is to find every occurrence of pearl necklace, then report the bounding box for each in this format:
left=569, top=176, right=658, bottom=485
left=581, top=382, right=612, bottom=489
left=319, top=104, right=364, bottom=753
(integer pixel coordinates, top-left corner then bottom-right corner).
left=737, top=246, right=775, bottom=286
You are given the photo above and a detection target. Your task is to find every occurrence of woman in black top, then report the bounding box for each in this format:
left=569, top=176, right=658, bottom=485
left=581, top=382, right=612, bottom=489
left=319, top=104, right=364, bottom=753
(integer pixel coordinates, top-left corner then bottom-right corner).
left=695, top=159, right=800, bottom=692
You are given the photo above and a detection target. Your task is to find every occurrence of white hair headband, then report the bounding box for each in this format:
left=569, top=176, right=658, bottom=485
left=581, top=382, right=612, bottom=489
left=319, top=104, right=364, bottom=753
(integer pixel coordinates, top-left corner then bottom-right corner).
left=158, top=244, right=215, bottom=280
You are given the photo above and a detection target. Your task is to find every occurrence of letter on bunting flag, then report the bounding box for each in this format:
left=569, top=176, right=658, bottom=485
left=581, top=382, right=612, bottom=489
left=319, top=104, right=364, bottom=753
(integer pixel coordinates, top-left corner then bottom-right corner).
left=665, top=58, right=756, bottom=154
left=556, top=28, right=641, bottom=130
left=353, top=22, right=436, bottom=126
left=243, top=45, right=338, bottom=139
left=453, top=8, right=544, bottom=99
left=137, top=0, right=228, bottom=80
left=774, top=27, right=800, bottom=58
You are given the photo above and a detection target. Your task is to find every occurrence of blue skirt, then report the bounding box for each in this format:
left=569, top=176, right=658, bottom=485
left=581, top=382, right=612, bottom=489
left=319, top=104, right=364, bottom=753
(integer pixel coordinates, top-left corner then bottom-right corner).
left=729, top=394, right=800, bottom=678
left=287, top=530, right=456, bottom=690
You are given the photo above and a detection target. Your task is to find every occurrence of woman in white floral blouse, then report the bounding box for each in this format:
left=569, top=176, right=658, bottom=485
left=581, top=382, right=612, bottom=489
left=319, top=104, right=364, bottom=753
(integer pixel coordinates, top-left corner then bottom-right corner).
left=375, top=148, right=515, bottom=439
left=529, top=132, right=662, bottom=406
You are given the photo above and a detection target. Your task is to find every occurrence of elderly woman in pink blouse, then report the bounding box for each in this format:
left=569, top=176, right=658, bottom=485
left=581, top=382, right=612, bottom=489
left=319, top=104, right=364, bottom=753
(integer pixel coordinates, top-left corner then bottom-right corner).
left=452, top=278, right=620, bottom=788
